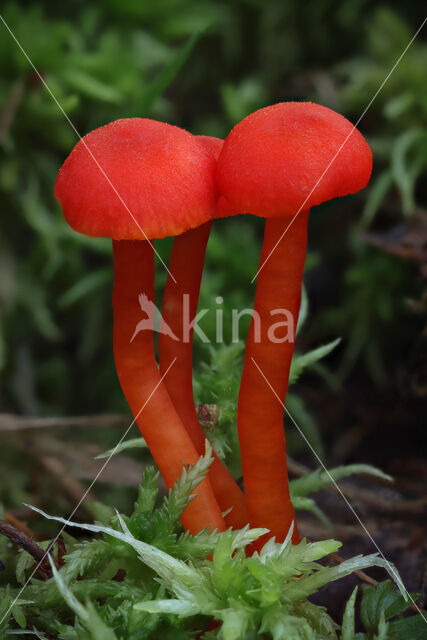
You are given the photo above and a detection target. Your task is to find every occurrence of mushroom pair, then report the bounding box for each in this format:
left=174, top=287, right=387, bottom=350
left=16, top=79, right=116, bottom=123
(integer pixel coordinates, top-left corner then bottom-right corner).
left=55, top=103, right=372, bottom=543
left=55, top=119, right=247, bottom=535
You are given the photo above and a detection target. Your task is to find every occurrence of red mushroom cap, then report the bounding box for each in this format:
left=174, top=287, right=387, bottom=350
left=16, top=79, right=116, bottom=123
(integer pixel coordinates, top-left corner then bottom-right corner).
left=214, top=195, right=239, bottom=219
left=197, top=135, right=224, bottom=161
left=217, top=102, right=372, bottom=218
left=196, top=134, right=240, bottom=219
left=55, top=118, right=217, bottom=240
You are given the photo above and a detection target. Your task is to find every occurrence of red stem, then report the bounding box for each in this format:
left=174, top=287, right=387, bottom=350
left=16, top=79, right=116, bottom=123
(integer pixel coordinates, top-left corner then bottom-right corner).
left=159, top=223, right=249, bottom=529
left=112, top=239, right=226, bottom=534
left=237, top=211, right=310, bottom=544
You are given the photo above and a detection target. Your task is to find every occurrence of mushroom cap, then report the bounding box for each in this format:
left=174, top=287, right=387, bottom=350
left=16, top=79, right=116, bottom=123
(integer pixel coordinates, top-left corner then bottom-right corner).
left=196, top=135, right=241, bottom=219
left=197, top=135, right=224, bottom=161
left=215, top=195, right=238, bottom=219
left=217, top=102, right=372, bottom=217
left=55, top=118, right=217, bottom=240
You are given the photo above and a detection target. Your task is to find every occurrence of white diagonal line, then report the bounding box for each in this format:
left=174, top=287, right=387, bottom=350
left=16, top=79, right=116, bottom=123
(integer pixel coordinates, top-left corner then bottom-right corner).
left=0, top=357, right=177, bottom=626
left=250, top=355, right=427, bottom=622
left=251, top=16, right=427, bottom=283
left=0, top=14, right=176, bottom=283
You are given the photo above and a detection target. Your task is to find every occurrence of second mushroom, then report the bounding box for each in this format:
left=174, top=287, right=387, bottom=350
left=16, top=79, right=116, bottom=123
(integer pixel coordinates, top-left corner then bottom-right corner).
left=217, top=102, right=372, bottom=544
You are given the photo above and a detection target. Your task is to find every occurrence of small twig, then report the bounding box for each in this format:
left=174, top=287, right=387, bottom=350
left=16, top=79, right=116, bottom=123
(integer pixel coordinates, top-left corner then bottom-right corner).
left=330, top=552, right=426, bottom=615
left=0, top=413, right=129, bottom=432
left=0, top=518, right=53, bottom=579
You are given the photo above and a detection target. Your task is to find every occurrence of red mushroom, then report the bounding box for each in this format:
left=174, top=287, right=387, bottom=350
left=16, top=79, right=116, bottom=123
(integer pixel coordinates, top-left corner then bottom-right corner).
left=159, top=135, right=249, bottom=530
left=217, top=102, right=372, bottom=543
left=55, top=118, right=226, bottom=534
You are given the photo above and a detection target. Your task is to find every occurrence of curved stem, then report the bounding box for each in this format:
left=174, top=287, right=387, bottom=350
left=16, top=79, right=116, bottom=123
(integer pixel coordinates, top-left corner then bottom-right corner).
left=159, top=223, right=249, bottom=529
left=237, top=211, right=310, bottom=543
left=112, top=239, right=226, bottom=534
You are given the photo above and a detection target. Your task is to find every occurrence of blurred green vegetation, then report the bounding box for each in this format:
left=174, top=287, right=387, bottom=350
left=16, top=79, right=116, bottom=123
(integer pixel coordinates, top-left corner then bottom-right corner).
left=0, top=0, right=426, bottom=514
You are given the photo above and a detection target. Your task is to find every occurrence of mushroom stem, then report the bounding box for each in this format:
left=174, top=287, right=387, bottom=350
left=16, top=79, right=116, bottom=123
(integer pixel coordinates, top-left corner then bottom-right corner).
left=159, top=223, right=249, bottom=529
left=112, top=239, right=226, bottom=534
left=238, top=211, right=310, bottom=544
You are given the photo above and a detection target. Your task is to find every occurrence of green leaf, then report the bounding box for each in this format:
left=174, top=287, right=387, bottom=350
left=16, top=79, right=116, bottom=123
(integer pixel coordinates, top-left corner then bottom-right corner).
left=220, top=608, right=251, bottom=640
left=374, top=610, right=389, bottom=640
left=86, top=500, right=115, bottom=525
left=95, top=437, right=148, bottom=459
left=284, top=552, right=406, bottom=603
left=58, top=268, right=111, bottom=308
left=12, top=604, right=26, bottom=629
left=159, top=440, right=216, bottom=527
left=383, top=92, right=414, bottom=119
left=387, top=615, right=427, bottom=639
left=50, top=558, right=119, bottom=640
left=134, top=467, right=159, bottom=514
left=0, top=587, right=14, bottom=633
left=359, top=170, right=393, bottom=229
left=59, top=538, right=114, bottom=582
left=17, top=279, right=61, bottom=340
left=135, top=599, right=199, bottom=616
left=296, top=284, right=309, bottom=335
left=360, top=580, right=419, bottom=632
left=290, top=463, right=392, bottom=498
left=15, top=549, right=34, bottom=585
left=221, top=78, right=266, bottom=125
left=360, top=582, right=378, bottom=632
left=380, top=581, right=418, bottom=620
left=61, top=68, right=123, bottom=103
left=391, top=128, right=426, bottom=215
left=289, top=338, right=341, bottom=385
left=341, top=586, right=358, bottom=640
left=140, top=28, right=206, bottom=113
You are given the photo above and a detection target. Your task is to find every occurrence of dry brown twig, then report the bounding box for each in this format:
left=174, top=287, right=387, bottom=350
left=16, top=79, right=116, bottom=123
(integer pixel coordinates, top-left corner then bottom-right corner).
left=0, top=413, right=129, bottom=432
left=0, top=518, right=54, bottom=579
